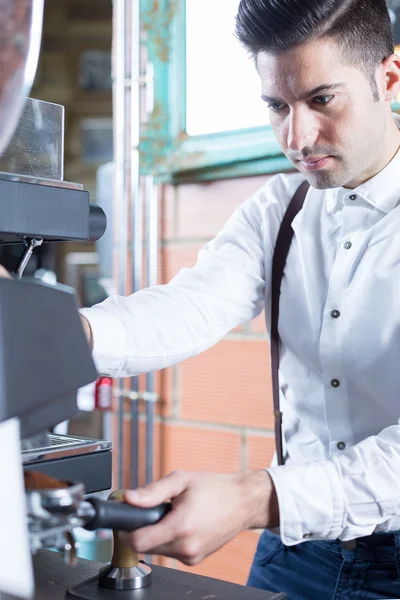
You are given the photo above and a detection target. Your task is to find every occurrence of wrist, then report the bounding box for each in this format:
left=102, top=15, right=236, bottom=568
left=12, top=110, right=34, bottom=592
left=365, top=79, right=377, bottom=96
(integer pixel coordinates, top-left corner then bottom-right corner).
left=235, top=469, right=279, bottom=530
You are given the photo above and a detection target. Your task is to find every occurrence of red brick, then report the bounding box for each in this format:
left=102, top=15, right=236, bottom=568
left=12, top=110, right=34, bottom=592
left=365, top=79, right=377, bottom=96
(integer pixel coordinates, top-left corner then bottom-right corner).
left=160, top=243, right=202, bottom=284
left=176, top=176, right=271, bottom=239
left=159, top=243, right=246, bottom=332
left=178, top=530, right=261, bottom=586
left=160, top=423, right=242, bottom=474
left=246, top=434, right=276, bottom=470
left=180, top=339, right=274, bottom=429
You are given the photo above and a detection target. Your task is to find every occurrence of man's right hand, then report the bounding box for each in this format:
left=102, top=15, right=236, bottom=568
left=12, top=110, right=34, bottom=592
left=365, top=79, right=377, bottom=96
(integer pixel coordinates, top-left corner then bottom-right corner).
left=122, top=469, right=278, bottom=565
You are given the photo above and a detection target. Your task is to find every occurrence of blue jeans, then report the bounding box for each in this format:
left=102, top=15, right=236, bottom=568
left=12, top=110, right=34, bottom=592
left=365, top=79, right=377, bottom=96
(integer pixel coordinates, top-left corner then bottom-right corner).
left=247, top=529, right=400, bottom=600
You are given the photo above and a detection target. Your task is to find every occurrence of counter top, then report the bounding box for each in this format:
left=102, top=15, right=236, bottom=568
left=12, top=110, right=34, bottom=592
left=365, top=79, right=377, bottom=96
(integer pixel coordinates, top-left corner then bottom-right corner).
left=27, top=550, right=286, bottom=600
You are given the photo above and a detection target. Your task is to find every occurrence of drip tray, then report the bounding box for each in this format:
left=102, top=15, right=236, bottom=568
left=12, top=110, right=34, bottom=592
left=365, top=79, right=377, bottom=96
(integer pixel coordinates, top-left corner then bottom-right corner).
left=23, top=434, right=112, bottom=494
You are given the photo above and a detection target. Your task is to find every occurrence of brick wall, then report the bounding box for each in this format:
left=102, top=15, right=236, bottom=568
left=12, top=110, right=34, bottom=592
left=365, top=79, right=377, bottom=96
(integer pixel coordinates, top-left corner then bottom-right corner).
left=133, top=175, right=277, bottom=584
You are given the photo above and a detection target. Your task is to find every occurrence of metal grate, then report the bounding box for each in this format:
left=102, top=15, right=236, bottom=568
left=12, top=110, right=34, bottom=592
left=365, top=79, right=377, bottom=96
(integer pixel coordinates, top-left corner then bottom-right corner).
left=21, top=433, right=111, bottom=463
left=48, top=434, right=86, bottom=447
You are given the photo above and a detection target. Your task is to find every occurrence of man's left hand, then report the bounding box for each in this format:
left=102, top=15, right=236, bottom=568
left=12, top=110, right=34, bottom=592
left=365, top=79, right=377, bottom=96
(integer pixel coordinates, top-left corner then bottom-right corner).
left=123, top=469, right=279, bottom=565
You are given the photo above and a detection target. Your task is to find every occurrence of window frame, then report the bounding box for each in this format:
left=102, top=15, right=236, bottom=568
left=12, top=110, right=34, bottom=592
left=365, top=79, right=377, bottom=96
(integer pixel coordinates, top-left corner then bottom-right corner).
left=140, top=0, right=291, bottom=183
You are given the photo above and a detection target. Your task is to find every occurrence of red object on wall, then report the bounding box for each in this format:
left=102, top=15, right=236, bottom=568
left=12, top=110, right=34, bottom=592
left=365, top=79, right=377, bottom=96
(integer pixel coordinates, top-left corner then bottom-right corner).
left=95, top=377, right=113, bottom=411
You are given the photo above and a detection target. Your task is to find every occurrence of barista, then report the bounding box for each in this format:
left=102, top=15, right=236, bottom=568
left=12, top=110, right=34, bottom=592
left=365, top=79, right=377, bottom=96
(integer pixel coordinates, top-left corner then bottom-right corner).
left=14, top=0, right=400, bottom=598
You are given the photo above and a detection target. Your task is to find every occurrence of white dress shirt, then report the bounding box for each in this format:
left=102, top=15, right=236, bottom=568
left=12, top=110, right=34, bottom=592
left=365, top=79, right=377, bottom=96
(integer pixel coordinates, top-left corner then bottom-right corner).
left=81, top=116, right=400, bottom=546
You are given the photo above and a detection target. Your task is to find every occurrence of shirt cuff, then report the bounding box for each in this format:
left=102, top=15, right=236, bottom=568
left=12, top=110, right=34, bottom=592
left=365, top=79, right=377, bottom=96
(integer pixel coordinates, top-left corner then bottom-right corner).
left=267, top=460, right=346, bottom=546
left=79, top=306, right=128, bottom=377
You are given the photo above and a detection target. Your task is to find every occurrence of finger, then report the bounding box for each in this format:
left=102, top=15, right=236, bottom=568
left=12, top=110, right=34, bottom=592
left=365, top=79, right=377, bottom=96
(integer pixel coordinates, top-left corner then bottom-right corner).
left=134, top=541, right=201, bottom=566
left=120, top=530, right=197, bottom=564
left=127, top=510, right=205, bottom=566
left=120, top=508, right=180, bottom=553
left=124, top=470, right=189, bottom=507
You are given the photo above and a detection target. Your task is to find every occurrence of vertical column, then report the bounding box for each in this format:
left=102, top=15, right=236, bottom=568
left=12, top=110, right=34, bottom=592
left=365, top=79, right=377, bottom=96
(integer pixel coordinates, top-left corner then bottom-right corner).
left=112, top=0, right=129, bottom=490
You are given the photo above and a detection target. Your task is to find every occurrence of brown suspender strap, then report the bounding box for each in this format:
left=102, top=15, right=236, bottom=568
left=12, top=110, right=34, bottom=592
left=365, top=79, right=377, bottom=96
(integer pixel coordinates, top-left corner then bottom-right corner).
left=271, top=180, right=310, bottom=466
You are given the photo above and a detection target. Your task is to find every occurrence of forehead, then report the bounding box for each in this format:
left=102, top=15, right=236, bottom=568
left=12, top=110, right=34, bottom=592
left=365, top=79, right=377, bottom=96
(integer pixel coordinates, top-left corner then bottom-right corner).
left=257, top=37, right=359, bottom=99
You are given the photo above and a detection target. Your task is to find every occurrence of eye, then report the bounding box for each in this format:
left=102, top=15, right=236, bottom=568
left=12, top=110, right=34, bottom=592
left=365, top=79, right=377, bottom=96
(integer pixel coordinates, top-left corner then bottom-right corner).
left=313, top=94, right=334, bottom=106
left=267, top=102, right=287, bottom=113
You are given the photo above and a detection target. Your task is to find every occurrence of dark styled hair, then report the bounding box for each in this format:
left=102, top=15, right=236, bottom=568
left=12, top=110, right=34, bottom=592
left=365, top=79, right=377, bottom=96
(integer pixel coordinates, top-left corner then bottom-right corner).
left=235, top=0, right=395, bottom=100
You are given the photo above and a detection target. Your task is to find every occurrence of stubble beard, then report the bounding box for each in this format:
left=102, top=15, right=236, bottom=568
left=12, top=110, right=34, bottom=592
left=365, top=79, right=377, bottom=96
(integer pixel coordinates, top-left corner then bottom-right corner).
left=294, top=158, right=358, bottom=190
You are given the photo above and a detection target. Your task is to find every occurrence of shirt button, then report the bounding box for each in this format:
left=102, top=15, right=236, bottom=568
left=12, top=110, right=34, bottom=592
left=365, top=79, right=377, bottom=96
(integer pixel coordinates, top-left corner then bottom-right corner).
left=303, top=533, right=312, bottom=539
left=331, top=310, right=341, bottom=319
left=331, top=379, right=340, bottom=388
left=337, top=441, right=346, bottom=451
left=344, top=241, right=352, bottom=249
left=349, top=194, right=357, bottom=201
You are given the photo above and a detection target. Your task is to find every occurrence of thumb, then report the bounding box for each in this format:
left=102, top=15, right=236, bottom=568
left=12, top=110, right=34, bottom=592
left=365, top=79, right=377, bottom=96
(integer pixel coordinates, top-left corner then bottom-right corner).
left=124, top=470, right=189, bottom=507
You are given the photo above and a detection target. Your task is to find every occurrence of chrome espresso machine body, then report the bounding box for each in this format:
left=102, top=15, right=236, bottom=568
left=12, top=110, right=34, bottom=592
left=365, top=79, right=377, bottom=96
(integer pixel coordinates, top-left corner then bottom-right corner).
left=1, top=96, right=113, bottom=498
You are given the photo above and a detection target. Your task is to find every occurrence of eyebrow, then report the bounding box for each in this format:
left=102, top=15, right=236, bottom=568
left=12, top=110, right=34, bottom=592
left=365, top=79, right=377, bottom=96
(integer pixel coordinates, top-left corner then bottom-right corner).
left=261, top=83, right=345, bottom=104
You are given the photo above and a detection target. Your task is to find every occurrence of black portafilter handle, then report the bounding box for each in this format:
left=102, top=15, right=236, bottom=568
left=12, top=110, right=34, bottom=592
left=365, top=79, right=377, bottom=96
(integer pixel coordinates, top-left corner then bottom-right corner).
left=88, top=204, right=107, bottom=242
left=84, top=497, right=171, bottom=531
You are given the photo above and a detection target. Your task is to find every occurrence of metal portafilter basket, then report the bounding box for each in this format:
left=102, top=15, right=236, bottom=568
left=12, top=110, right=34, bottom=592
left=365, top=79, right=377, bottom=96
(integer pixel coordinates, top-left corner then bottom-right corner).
left=25, top=473, right=171, bottom=591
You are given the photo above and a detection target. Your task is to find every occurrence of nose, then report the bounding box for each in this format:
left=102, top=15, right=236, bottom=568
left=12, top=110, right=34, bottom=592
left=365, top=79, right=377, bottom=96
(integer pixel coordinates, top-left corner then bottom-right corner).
left=287, top=108, right=318, bottom=152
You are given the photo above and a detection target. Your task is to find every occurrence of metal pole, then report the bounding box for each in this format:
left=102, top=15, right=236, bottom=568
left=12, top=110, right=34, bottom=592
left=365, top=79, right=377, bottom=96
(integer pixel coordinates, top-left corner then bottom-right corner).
left=129, top=0, right=142, bottom=491
left=145, top=175, right=158, bottom=485
left=112, top=0, right=128, bottom=490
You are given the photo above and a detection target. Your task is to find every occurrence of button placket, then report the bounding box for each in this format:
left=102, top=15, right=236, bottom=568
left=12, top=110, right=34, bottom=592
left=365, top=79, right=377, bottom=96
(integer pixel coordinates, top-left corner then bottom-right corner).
left=319, top=202, right=354, bottom=448
left=321, top=194, right=368, bottom=451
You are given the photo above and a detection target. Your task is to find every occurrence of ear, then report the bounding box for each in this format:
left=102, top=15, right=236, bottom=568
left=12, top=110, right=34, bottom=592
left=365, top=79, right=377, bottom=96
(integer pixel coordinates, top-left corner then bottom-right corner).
left=380, top=53, right=400, bottom=102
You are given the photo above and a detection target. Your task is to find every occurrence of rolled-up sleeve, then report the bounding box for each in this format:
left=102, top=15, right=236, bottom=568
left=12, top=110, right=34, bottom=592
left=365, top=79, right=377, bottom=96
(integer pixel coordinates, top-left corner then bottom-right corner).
left=267, top=422, right=400, bottom=545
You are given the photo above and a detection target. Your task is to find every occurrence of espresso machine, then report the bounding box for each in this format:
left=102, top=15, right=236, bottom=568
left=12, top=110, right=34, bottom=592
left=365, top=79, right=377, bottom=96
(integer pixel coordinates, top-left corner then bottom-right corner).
left=0, top=2, right=285, bottom=599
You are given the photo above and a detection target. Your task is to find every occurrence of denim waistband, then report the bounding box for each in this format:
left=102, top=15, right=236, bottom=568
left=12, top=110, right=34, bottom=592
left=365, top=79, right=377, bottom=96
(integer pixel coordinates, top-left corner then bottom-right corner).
left=339, top=531, right=400, bottom=562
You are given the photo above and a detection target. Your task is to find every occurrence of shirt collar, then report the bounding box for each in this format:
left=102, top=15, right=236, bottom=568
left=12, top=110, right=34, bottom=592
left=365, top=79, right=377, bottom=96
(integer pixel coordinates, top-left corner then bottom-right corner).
left=325, top=113, right=400, bottom=215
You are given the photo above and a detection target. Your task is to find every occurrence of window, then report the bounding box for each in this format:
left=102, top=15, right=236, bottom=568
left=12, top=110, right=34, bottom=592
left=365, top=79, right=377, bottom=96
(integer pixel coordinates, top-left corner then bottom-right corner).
left=140, top=0, right=287, bottom=182
left=185, top=0, right=268, bottom=136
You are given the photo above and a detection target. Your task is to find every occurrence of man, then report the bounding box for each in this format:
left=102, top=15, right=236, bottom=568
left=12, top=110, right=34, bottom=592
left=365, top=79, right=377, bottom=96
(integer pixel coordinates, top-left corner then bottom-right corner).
left=80, top=0, right=400, bottom=598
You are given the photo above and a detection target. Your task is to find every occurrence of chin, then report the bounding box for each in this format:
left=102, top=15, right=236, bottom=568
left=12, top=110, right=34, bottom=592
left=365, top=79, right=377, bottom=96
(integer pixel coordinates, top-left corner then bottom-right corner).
left=302, top=171, right=346, bottom=190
